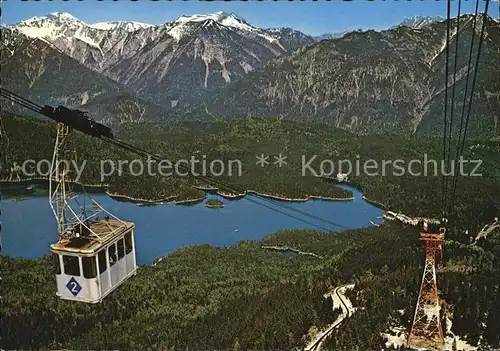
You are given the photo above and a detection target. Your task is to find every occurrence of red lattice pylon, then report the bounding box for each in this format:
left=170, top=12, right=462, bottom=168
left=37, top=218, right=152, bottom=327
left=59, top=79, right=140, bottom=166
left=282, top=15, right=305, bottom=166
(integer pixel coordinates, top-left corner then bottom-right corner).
left=407, top=232, right=445, bottom=351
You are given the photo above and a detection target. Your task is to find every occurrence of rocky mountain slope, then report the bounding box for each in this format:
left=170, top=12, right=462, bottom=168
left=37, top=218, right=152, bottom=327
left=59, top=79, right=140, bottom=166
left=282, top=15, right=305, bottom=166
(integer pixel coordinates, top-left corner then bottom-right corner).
left=314, top=31, right=350, bottom=41
left=0, top=27, right=166, bottom=125
left=313, top=17, right=444, bottom=43
left=5, top=12, right=498, bottom=137
left=11, top=12, right=315, bottom=109
left=181, top=15, right=499, bottom=138
left=396, top=16, right=444, bottom=29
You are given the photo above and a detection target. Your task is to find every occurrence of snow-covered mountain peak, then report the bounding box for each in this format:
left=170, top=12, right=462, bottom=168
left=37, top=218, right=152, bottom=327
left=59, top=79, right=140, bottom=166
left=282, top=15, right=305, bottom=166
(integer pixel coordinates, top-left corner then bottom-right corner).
left=176, top=11, right=238, bottom=23
left=15, top=12, right=88, bottom=43
left=18, top=16, right=44, bottom=25
left=166, top=11, right=280, bottom=43
left=47, top=12, right=81, bottom=22
left=89, top=21, right=153, bottom=32
left=17, top=12, right=153, bottom=33
left=14, top=12, right=118, bottom=56
left=174, top=11, right=254, bottom=31
left=398, top=16, right=444, bottom=29
left=18, top=12, right=84, bottom=27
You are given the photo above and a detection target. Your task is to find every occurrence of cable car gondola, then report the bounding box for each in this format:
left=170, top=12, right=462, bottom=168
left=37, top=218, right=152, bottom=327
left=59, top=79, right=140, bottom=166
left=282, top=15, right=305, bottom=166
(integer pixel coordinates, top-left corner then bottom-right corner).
left=50, top=218, right=137, bottom=303
left=47, top=122, right=137, bottom=303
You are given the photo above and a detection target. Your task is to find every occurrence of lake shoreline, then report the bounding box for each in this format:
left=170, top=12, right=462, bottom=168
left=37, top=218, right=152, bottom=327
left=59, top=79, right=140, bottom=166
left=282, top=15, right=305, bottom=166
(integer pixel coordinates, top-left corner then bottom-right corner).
left=247, top=190, right=354, bottom=202
left=196, top=185, right=354, bottom=203
left=0, top=177, right=108, bottom=190
left=105, top=191, right=178, bottom=204
left=1, top=179, right=353, bottom=205
left=361, top=196, right=388, bottom=210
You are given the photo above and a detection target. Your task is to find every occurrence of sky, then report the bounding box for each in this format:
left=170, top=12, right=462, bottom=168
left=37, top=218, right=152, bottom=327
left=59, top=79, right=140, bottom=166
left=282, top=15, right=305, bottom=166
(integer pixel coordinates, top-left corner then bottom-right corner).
left=1, top=0, right=496, bottom=36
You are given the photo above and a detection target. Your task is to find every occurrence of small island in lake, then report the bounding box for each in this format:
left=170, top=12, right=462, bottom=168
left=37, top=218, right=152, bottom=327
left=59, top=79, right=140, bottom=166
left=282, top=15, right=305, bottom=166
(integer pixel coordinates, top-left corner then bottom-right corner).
left=12, top=195, right=27, bottom=202
left=204, top=199, right=224, bottom=209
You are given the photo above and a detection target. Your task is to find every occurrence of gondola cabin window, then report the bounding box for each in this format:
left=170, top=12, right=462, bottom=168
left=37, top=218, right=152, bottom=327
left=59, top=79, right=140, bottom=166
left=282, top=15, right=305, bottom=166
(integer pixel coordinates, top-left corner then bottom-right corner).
left=125, top=232, right=133, bottom=254
left=63, top=255, right=80, bottom=276
left=117, top=238, right=125, bottom=259
left=108, top=243, right=117, bottom=267
left=98, top=249, right=107, bottom=273
left=82, top=256, right=97, bottom=279
left=53, top=253, right=61, bottom=274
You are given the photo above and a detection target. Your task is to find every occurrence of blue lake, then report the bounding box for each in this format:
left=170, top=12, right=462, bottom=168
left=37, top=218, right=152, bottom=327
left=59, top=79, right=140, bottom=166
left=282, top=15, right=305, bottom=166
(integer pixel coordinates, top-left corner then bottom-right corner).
left=1, top=184, right=384, bottom=265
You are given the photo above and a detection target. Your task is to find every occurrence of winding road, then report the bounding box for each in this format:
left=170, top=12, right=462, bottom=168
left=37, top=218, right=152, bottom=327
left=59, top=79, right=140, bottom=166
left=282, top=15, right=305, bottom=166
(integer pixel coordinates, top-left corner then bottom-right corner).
left=306, top=284, right=356, bottom=351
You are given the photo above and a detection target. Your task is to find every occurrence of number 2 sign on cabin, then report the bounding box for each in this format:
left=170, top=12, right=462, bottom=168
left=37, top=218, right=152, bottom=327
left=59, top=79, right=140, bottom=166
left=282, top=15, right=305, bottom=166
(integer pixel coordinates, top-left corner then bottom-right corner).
left=66, top=277, right=82, bottom=297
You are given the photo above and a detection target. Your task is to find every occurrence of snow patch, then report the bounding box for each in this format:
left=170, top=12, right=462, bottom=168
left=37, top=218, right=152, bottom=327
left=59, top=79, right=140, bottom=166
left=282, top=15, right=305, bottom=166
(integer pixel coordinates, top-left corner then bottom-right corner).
left=221, top=69, right=231, bottom=83
left=172, top=11, right=279, bottom=44
left=381, top=326, right=407, bottom=349
left=239, top=61, right=253, bottom=74
left=398, top=16, right=444, bottom=29
left=20, top=12, right=83, bottom=26
left=175, top=11, right=236, bottom=24
left=381, top=316, right=480, bottom=351
left=15, top=21, right=62, bottom=41
left=219, top=14, right=256, bottom=33
left=80, top=91, right=90, bottom=105
left=444, top=316, right=479, bottom=351
left=49, top=12, right=81, bottom=22
left=167, top=23, right=190, bottom=42
left=15, top=13, right=102, bottom=53
left=73, top=28, right=103, bottom=55
left=90, top=21, right=153, bottom=32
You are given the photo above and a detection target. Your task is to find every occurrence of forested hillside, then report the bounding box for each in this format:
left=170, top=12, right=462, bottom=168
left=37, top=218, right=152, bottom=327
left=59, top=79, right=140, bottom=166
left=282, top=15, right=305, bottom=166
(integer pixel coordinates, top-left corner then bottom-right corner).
left=1, top=112, right=499, bottom=349
left=2, top=224, right=499, bottom=349
left=2, top=113, right=499, bottom=238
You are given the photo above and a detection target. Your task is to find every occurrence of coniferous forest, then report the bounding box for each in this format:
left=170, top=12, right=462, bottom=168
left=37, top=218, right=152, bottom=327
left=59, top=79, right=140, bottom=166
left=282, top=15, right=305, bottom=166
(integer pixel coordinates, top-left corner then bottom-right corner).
left=2, top=225, right=499, bottom=349
left=1, top=113, right=499, bottom=349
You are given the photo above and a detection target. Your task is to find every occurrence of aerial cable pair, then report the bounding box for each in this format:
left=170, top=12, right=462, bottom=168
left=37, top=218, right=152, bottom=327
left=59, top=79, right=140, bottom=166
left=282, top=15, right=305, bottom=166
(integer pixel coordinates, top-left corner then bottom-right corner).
left=441, top=0, right=490, bottom=223
left=1, top=87, right=350, bottom=233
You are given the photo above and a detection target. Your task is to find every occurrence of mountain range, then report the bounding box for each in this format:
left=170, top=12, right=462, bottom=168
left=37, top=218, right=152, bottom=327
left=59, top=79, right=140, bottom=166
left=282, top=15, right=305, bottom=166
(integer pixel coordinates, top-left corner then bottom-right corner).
left=181, top=14, right=499, bottom=137
left=6, top=12, right=314, bottom=112
left=1, top=26, right=167, bottom=125
left=2, top=12, right=498, bottom=137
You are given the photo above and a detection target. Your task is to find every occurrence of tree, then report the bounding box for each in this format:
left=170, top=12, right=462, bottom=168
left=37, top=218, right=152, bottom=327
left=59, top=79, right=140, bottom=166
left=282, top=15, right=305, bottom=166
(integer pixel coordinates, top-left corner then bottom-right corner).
left=233, top=338, right=240, bottom=351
